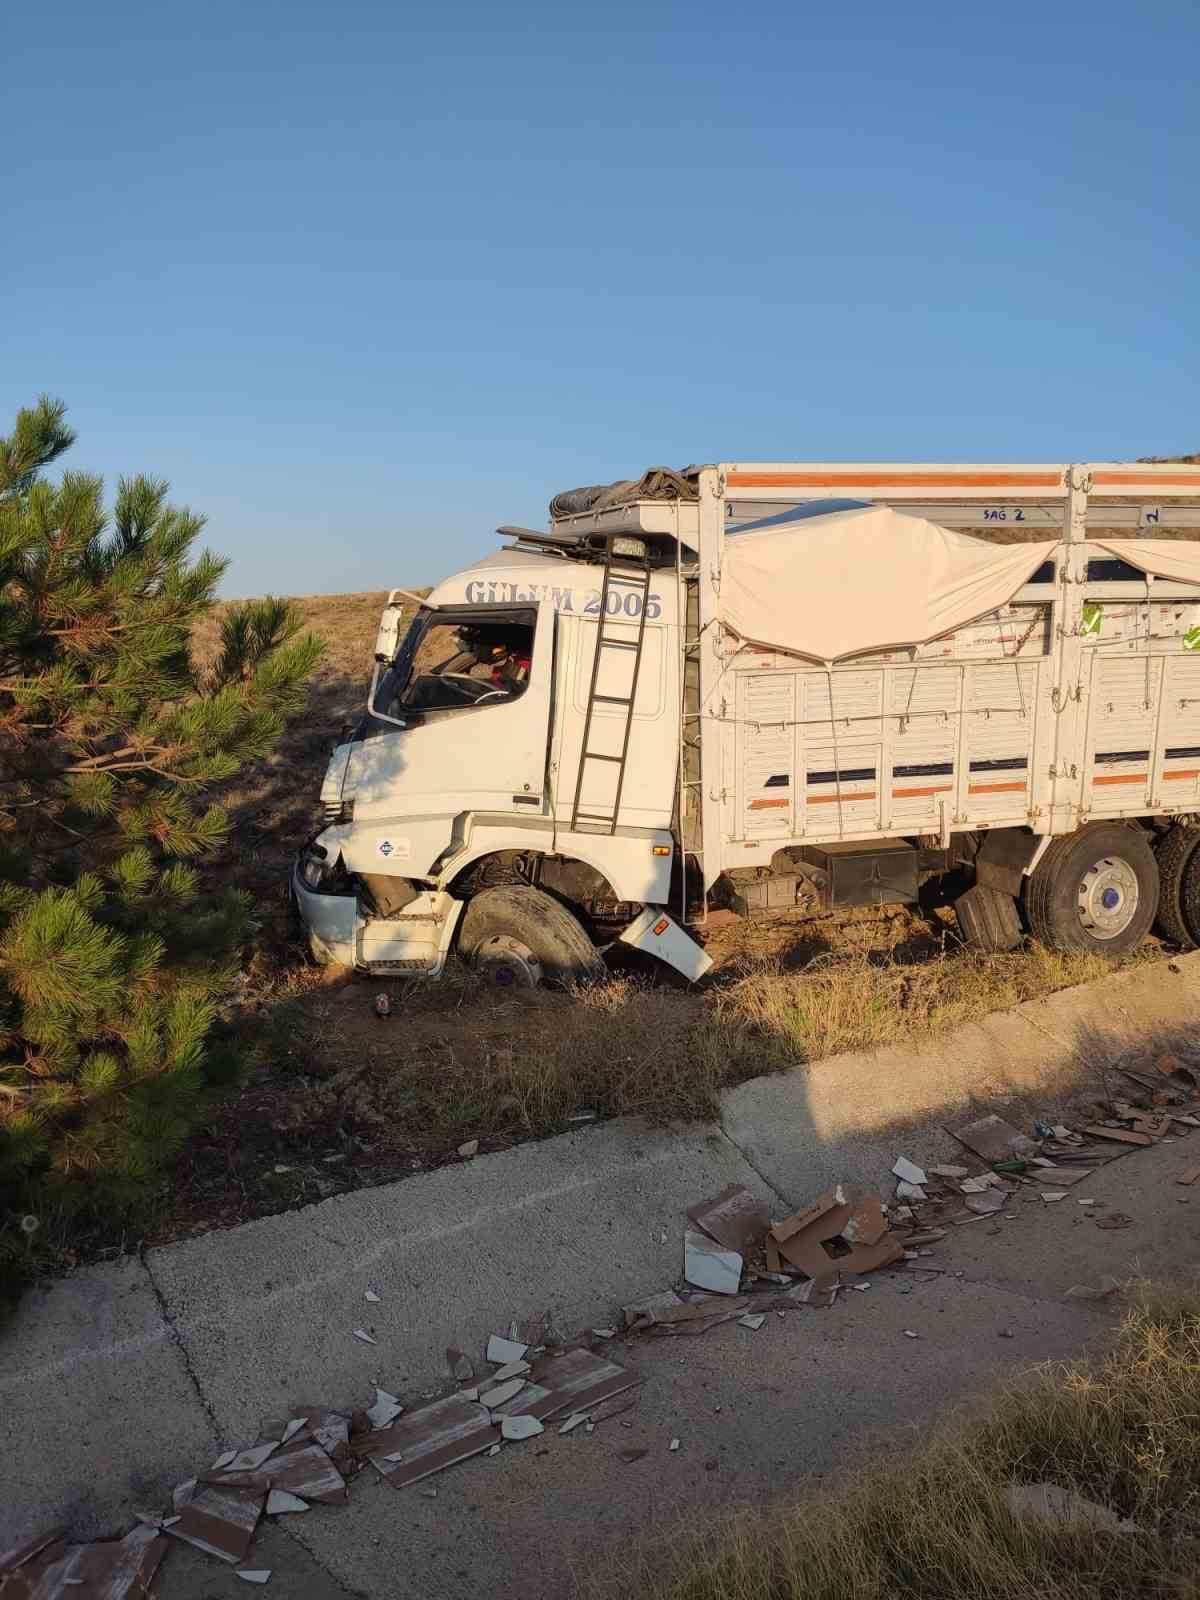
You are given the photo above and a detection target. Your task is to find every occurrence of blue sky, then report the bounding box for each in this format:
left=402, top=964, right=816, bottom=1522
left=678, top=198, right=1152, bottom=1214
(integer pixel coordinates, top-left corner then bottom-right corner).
left=4, top=0, right=1197, bottom=596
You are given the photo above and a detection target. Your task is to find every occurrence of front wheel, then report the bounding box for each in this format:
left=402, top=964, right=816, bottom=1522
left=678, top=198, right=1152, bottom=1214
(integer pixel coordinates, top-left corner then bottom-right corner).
left=1024, top=823, right=1158, bottom=956
left=458, top=885, right=606, bottom=988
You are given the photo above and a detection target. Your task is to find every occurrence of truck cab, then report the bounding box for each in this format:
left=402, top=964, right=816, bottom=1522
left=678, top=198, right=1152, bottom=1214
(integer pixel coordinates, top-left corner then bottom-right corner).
left=293, top=535, right=709, bottom=984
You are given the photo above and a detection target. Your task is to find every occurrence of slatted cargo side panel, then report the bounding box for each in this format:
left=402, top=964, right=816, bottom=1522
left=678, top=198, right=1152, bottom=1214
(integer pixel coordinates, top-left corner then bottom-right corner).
left=799, top=670, right=883, bottom=832
left=1160, top=653, right=1200, bottom=807
left=1082, top=654, right=1160, bottom=815
left=885, top=667, right=958, bottom=827
left=962, top=661, right=1041, bottom=820
left=736, top=672, right=796, bottom=839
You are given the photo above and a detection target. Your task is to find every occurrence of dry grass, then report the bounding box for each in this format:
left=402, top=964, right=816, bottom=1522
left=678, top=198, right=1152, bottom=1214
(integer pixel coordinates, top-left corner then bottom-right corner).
left=217, top=938, right=1148, bottom=1215
left=269, top=971, right=782, bottom=1159
left=711, top=942, right=1141, bottom=1064
left=599, top=1286, right=1200, bottom=1600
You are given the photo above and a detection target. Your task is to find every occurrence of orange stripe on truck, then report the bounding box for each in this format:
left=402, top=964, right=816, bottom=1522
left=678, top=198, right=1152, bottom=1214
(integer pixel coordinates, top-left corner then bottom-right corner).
left=1092, top=470, right=1200, bottom=486
left=968, top=780, right=1027, bottom=795
left=725, top=470, right=1063, bottom=490
left=806, top=792, right=876, bottom=804
left=748, top=798, right=789, bottom=810
left=891, top=785, right=953, bottom=798
left=1163, top=769, right=1200, bottom=781
left=1093, top=773, right=1147, bottom=786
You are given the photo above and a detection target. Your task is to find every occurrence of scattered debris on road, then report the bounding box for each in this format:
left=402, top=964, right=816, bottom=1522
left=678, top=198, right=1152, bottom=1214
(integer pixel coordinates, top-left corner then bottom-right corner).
left=13, top=1045, right=1198, bottom=1597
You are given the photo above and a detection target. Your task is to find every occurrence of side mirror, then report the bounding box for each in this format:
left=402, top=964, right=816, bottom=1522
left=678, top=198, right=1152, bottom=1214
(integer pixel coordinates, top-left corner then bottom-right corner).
left=373, top=600, right=406, bottom=664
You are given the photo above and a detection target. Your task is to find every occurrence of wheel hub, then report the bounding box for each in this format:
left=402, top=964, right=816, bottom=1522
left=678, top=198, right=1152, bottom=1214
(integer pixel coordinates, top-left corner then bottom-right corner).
left=1077, top=855, right=1139, bottom=940
left=473, top=934, right=544, bottom=988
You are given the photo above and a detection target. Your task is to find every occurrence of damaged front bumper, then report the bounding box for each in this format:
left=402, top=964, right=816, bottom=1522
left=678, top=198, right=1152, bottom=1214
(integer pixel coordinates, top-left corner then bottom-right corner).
left=292, top=845, right=359, bottom=967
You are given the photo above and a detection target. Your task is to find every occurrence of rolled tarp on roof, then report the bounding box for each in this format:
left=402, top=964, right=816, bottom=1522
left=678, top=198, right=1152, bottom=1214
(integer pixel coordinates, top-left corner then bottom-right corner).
left=1092, top=540, right=1200, bottom=584
left=719, top=505, right=1058, bottom=663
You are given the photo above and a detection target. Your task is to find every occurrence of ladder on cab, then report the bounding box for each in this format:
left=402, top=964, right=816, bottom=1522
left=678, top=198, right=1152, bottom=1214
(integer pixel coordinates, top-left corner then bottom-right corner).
left=570, top=540, right=652, bottom=834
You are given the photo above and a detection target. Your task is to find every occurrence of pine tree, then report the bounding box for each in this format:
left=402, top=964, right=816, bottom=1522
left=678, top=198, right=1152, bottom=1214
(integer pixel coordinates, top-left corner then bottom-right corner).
left=0, top=397, right=322, bottom=1247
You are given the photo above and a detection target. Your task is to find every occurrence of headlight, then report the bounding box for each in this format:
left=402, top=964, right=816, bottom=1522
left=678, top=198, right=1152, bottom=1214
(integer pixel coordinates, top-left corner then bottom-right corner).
left=301, top=845, right=330, bottom=889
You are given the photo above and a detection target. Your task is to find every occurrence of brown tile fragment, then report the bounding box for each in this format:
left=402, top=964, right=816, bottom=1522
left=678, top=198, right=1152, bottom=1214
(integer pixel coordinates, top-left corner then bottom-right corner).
left=1080, top=1125, right=1153, bottom=1147
left=686, top=1184, right=770, bottom=1252
left=167, top=1483, right=264, bottom=1565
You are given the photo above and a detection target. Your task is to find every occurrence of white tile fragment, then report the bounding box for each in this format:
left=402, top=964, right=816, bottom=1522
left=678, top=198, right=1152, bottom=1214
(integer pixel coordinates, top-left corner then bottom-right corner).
left=669, top=1438, right=680, bottom=1452
left=486, top=1334, right=528, bottom=1364
left=236, top=1574, right=272, bottom=1586
left=224, top=1442, right=277, bottom=1473
left=481, top=1378, right=527, bottom=1410
left=366, top=1388, right=404, bottom=1429
left=266, top=1490, right=308, bottom=1515
left=352, top=1328, right=378, bottom=1345
left=364, top=1289, right=381, bottom=1304
left=892, top=1157, right=928, bottom=1185
left=491, top=1360, right=531, bottom=1382
left=501, top=1414, right=544, bottom=1441
left=738, top=1313, right=766, bottom=1331
left=558, top=1412, right=590, bottom=1435
left=683, top=1229, right=743, bottom=1295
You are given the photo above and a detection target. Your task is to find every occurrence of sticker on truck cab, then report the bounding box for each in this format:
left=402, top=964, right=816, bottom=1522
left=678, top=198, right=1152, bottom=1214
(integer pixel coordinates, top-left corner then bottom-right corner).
left=462, top=578, right=661, bottom=618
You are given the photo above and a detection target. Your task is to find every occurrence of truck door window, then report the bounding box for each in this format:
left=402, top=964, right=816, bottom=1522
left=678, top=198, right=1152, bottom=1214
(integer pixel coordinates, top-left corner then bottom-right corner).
left=389, top=611, right=536, bottom=714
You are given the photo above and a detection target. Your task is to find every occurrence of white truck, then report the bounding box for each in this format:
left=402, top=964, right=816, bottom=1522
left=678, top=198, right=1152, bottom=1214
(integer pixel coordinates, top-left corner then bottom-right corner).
left=293, top=459, right=1200, bottom=986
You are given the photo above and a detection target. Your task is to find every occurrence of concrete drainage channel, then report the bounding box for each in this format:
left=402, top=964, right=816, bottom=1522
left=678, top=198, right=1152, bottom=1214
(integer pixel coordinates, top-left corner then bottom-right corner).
left=3, top=951, right=1200, bottom=1596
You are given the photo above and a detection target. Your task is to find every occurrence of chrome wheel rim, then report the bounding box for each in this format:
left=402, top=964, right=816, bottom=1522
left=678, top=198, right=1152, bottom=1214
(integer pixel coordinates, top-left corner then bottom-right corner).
left=1077, top=855, right=1139, bottom=940
left=474, top=934, right=544, bottom=988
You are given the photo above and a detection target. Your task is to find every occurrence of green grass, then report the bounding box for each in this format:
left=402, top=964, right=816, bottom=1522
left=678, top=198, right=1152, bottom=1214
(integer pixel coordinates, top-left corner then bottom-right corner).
left=597, top=1286, right=1200, bottom=1600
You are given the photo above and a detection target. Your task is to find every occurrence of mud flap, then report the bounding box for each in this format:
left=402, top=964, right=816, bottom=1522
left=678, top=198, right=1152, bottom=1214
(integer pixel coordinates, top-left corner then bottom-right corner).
left=617, top=908, right=713, bottom=982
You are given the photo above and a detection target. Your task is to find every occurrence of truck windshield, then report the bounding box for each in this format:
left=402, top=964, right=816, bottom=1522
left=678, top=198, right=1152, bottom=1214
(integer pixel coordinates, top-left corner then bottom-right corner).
left=379, top=607, right=535, bottom=716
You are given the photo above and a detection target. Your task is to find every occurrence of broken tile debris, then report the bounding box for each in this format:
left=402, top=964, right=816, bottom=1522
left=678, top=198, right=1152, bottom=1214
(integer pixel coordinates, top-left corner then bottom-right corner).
left=486, top=1334, right=528, bottom=1364
left=30, top=1085, right=1193, bottom=1596
left=683, top=1228, right=744, bottom=1295
left=362, top=1394, right=500, bottom=1489
left=265, top=1490, right=308, bottom=1515
left=951, top=1113, right=1037, bottom=1163
left=500, top=1415, right=544, bottom=1441
left=0, top=1525, right=167, bottom=1600
left=365, top=1388, right=404, bottom=1429
left=167, top=1484, right=264, bottom=1564
left=686, top=1183, right=770, bottom=1252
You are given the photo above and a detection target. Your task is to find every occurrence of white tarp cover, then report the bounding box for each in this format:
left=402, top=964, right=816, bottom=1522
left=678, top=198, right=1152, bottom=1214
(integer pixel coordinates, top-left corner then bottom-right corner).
left=719, top=505, right=1058, bottom=663
left=1093, top=540, right=1200, bottom=585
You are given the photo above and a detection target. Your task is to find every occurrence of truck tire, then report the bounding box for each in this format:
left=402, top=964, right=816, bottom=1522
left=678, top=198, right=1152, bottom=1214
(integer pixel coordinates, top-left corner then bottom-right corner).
left=1024, top=823, right=1158, bottom=956
left=1173, top=843, right=1200, bottom=949
left=458, top=886, right=606, bottom=989
left=1153, top=825, right=1200, bottom=948
left=954, top=882, right=1023, bottom=952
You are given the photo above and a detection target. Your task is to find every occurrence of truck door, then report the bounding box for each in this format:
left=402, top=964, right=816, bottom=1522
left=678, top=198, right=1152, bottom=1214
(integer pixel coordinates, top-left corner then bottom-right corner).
left=340, top=602, right=553, bottom=875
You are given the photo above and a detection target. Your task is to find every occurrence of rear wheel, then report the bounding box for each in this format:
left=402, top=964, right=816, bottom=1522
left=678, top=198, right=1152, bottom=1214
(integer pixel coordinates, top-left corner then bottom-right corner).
left=1153, top=825, right=1200, bottom=948
left=1024, top=823, right=1158, bottom=956
left=458, top=885, right=606, bottom=989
